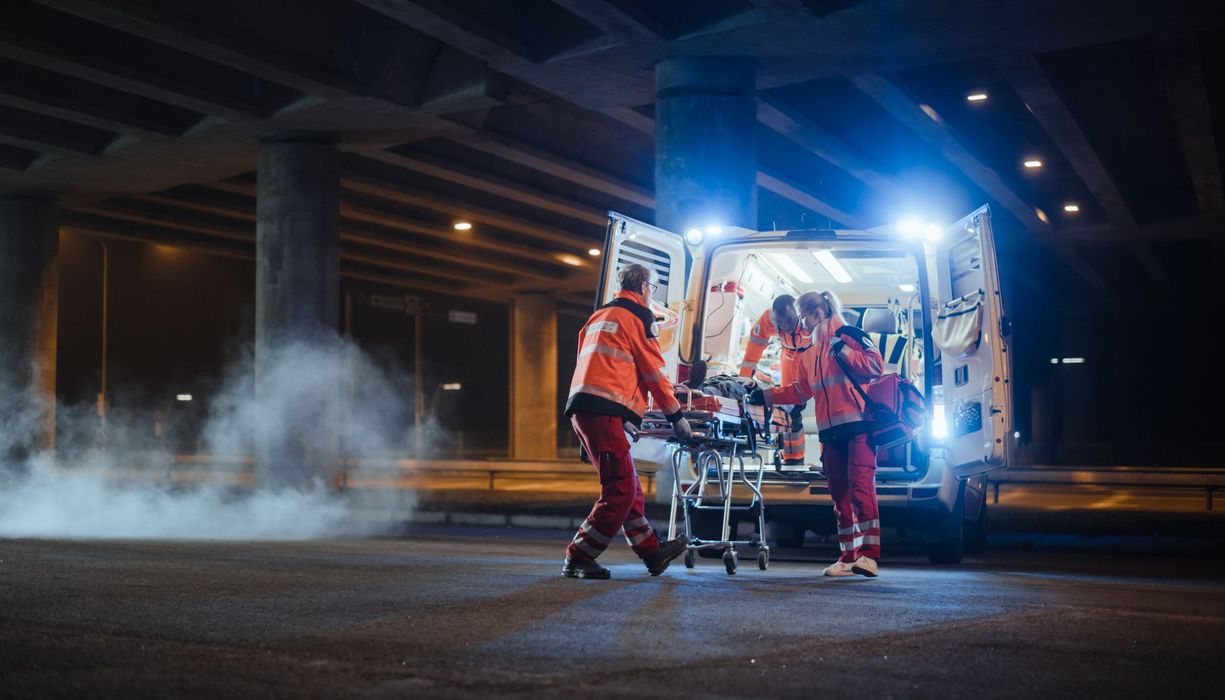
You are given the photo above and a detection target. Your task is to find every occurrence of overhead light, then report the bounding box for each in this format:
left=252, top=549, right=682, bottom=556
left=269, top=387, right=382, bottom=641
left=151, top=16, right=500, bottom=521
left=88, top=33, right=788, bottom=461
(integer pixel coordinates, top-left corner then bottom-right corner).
left=684, top=228, right=704, bottom=246
left=453, top=221, right=472, bottom=231
left=1050, top=358, right=1059, bottom=364
left=588, top=248, right=601, bottom=257
left=176, top=394, right=193, bottom=402
left=1014, top=431, right=1021, bottom=439
left=966, top=92, right=988, bottom=102
left=1023, top=159, right=1043, bottom=169
left=768, top=253, right=812, bottom=284
left=1063, top=203, right=1080, bottom=213
left=1035, top=208, right=1050, bottom=224
left=899, top=283, right=916, bottom=293
left=704, top=225, right=723, bottom=235
left=897, top=216, right=924, bottom=238
left=919, top=104, right=943, bottom=125
left=559, top=254, right=584, bottom=267
left=923, top=224, right=943, bottom=242
left=1061, top=357, right=1085, bottom=364
left=441, top=383, right=462, bottom=391
left=812, top=250, right=852, bottom=284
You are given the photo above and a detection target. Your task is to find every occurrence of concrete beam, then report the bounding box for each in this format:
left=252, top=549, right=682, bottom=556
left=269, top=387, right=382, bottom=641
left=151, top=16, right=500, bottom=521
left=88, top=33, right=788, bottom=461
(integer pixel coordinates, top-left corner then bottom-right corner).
left=453, top=128, right=655, bottom=209
left=358, top=148, right=608, bottom=226
left=757, top=171, right=867, bottom=229
left=757, top=94, right=908, bottom=200
left=1155, top=31, right=1225, bottom=215
left=851, top=74, right=1050, bottom=233
left=549, top=0, right=668, bottom=42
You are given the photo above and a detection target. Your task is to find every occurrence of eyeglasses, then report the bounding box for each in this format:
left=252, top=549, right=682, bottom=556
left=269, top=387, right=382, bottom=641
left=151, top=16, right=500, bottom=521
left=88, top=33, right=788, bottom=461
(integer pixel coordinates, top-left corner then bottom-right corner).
left=646, top=282, right=659, bottom=296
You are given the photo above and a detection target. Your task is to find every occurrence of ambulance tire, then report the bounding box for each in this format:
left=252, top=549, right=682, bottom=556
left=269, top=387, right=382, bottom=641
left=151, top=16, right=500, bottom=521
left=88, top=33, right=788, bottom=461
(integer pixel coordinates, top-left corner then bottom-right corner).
left=927, top=483, right=966, bottom=564
left=964, top=488, right=988, bottom=554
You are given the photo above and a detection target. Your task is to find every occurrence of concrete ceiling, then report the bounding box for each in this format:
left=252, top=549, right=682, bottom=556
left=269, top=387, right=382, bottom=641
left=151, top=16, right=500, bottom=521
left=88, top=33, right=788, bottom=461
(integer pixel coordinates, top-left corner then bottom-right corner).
left=2, top=0, right=1224, bottom=309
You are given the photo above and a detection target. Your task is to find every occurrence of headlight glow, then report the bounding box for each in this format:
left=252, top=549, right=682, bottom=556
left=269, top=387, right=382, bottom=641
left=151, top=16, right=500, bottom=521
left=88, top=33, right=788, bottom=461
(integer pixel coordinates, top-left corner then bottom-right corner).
left=931, top=403, right=948, bottom=440
left=684, top=228, right=704, bottom=246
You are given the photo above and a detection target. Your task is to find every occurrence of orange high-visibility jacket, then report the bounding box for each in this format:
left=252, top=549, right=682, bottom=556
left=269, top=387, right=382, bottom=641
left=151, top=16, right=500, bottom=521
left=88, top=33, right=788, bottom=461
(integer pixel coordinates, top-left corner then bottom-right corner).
left=565, top=290, right=683, bottom=427
left=739, top=308, right=814, bottom=378
left=767, top=315, right=884, bottom=441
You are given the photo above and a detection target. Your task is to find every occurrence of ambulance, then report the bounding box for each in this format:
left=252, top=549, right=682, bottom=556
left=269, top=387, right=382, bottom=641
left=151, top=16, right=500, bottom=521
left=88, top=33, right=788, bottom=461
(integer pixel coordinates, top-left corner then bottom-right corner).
left=594, top=206, right=1013, bottom=564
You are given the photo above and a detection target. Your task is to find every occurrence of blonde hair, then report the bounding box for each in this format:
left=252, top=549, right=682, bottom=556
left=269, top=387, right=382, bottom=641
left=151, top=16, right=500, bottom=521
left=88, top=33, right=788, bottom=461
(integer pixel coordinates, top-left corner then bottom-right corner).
left=797, top=290, right=843, bottom=321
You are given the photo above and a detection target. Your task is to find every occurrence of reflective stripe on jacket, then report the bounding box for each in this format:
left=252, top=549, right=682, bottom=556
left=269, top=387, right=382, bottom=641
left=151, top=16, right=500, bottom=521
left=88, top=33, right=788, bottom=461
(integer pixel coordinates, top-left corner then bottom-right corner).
left=738, top=308, right=813, bottom=377
left=565, top=290, right=682, bottom=427
left=766, top=315, right=883, bottom=441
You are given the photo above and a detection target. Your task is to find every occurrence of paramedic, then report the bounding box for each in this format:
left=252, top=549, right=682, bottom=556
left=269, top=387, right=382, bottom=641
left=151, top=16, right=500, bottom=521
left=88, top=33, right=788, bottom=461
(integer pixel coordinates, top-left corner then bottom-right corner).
left=739, top=295, right=812, bottom=465
left=562, top=263, right=691, bottom=579
left=754, top=290, right=885, bottom=577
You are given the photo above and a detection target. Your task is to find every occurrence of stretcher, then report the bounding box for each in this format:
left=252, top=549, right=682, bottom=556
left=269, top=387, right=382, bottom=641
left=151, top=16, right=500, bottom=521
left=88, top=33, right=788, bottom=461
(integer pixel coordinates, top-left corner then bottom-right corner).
left=639, top=389, right=777, bottom=574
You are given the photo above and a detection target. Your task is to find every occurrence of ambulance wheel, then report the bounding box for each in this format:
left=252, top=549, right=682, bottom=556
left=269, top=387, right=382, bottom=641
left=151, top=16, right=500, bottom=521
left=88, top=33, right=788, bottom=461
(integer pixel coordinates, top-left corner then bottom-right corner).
left=684, top=550, right=695, bottom=568
left=757, top=550, right=769, bottom=571
left=723, top=548, right=738, bottom=575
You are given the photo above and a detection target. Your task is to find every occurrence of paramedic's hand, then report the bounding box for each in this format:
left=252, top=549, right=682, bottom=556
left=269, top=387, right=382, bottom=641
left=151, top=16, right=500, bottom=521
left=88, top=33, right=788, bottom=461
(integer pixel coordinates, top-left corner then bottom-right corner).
left=672, top=417, right=693, bottom=443
left=623, top=420, right=640, bottom=443
left=746, top=386, right=767, bottom=406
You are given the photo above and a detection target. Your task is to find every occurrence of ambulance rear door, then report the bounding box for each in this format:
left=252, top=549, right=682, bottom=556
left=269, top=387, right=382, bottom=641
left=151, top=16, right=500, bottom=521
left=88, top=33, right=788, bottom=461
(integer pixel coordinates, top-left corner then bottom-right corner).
left=931, top=205, right=1013, bottom=477
left=598, top=213, right=691, bottom=383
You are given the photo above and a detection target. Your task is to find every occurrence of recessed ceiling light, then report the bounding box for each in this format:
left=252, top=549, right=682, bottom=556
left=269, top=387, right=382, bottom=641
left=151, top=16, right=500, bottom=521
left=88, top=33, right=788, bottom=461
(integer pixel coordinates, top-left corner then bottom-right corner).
left=453, top=221, right=472, bottom=231
left=1035, top=208, right=1050, bottom=224
left=966, top=92, right=988, bottom=102
left=768, top=253, right=812, bottom=284
left=587, top=248, right=601, bottom=257
left=812, top=250, right=853, bottom=284
left=899, top=283, right=916, bottom=293
left=1063, top=203, right=1080, bottom=213
left=1023, top=159, right=1043, bottom=169
left=559, top=254, right=584, bottom=267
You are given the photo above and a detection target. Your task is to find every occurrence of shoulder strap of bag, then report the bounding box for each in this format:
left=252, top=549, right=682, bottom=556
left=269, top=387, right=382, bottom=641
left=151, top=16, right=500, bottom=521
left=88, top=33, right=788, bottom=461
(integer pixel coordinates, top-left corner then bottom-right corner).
left=828, top=342, right=875, bottom=409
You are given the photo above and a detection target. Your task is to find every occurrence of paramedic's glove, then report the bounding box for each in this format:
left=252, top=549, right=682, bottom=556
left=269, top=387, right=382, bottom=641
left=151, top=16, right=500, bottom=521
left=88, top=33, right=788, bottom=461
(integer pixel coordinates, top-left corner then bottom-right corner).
left=746, top=386, right=766, bottom=406
left=672, top=417, right=693, bottom=443
left=623, top=420, right=640, bottom=443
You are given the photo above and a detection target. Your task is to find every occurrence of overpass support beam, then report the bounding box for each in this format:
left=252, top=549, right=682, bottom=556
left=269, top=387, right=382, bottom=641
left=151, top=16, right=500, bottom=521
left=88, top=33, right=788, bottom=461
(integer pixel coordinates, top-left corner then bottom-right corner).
left=0, top=196, right=59, bottom=461
left=255, top=133, right=340, bottom=488
left=655, top=57, right=758, bottom=233
left=509, top=293, right=557, bottom=460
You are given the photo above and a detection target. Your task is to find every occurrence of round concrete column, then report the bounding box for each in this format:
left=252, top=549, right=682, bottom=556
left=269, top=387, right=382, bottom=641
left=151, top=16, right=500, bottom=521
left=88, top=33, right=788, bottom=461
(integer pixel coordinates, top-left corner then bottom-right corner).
left=0, top=195, right=59, bottom=460
left=255, top=133, right=340, bottom=488
left=655, top=57, right=757, bottom=233
left=510, top=293, right=557, bottom=461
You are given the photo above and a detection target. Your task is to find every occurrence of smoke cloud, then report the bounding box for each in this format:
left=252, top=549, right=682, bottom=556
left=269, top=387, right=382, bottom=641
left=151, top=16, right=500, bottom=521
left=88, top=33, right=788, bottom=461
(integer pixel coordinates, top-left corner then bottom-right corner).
left=0, top=335, right=429, bottom=540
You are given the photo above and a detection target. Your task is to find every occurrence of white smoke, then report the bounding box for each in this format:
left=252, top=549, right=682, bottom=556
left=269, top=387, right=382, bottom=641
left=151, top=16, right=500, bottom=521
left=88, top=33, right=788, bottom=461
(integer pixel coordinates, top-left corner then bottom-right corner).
left=0, top=335, right=430, bottom=540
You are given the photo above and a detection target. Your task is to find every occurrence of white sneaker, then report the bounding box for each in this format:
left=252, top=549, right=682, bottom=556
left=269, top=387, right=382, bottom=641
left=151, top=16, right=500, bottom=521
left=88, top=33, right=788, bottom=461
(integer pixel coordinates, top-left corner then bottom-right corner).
left=851, top=556, right=878, bottom=577
left=822, top=560, right=855, bottom=577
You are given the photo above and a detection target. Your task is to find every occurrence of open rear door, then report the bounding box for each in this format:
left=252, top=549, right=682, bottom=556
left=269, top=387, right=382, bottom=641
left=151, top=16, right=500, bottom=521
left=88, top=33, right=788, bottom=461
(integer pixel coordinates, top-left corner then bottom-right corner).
left=931, top=206, right=1012, bottom=477
left=599, top=213, right=689, bottom=382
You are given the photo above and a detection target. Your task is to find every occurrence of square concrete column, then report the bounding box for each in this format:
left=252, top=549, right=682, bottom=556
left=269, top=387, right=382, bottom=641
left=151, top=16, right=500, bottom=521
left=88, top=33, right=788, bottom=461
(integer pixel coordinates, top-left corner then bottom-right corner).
left=509, top=294, right=557, bottom=460
left=0, top=195, right=58, bottom=460
left=255, top=133, right=340, bottom=488
left=655, top=57, right=758, bottom=233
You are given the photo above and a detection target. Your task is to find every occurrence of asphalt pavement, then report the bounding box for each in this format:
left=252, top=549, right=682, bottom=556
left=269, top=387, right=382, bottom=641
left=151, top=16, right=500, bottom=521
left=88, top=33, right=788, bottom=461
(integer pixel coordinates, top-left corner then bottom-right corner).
left=1, top=528, right=1223, bottom=698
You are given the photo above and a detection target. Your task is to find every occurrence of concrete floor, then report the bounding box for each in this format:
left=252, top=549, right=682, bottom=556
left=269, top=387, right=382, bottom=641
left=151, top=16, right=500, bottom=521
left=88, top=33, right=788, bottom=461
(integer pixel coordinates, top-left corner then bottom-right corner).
left=1, top=529, right=1223, bottom=698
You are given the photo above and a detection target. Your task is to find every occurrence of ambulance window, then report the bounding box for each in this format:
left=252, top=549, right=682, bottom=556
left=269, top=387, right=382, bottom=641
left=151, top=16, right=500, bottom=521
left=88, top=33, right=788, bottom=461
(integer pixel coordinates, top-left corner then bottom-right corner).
left=617, top=239, right=672, bottom=304
left=948, top=238, right=982, bottom=299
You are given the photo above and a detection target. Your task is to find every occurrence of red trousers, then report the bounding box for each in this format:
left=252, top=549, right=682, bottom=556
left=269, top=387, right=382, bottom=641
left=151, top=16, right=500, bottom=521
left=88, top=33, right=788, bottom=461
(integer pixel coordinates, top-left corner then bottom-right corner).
left=567, top=412, right=661, bottom=562
left=821, top=432, right=881, bottom=562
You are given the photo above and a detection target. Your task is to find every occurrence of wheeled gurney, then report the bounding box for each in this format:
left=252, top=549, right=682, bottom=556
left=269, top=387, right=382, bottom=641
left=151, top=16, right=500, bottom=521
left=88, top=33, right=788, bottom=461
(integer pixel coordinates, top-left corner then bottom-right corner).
left=639, top=390, right=777, bottom=574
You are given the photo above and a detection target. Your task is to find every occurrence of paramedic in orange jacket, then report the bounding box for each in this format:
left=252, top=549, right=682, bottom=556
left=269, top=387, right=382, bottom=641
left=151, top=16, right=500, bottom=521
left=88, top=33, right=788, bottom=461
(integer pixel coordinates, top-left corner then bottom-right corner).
left=739, top=295, right=812, bottom=464
left=562, top=263, right=691, bottom=579
left=759, top=290, right=885, bottom=577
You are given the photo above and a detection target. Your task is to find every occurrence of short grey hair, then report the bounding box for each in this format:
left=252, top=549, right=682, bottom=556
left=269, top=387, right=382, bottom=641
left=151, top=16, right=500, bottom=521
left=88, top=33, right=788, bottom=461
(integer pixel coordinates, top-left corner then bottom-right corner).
left=617, top=263, right=652, bottom=292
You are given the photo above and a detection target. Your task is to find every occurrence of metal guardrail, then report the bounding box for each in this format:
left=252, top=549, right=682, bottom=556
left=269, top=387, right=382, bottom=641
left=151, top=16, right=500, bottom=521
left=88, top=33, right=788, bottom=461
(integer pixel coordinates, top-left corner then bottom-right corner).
left=989, top=466, right=1225, bottom=511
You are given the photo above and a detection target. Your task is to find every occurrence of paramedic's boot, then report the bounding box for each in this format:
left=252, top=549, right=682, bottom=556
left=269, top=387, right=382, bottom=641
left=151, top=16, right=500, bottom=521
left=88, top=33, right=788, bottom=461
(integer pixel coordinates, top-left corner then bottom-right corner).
left=643, top=536, right=689, bottom=576
left=563, top=558, right=611, bottom=580
left=851, top=556, right=879, bottom=578
left=823, top=560, right=855, bottom=577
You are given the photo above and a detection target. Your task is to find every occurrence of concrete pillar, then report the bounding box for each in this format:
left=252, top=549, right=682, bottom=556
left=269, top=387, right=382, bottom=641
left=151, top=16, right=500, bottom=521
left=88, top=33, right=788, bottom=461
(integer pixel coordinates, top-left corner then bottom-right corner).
left=0, top=196, right=58, bottom=461
left=655, top=57, right=757, bottom=233
left=255, top=133, right=340, bottom=488
left=509, top=294, right=557, bottom=460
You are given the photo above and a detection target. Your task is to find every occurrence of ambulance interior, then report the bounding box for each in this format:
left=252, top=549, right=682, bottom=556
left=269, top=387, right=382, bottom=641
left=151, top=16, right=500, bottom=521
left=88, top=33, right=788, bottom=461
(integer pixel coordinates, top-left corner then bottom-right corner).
left=699, top=242, right=928, bottom=471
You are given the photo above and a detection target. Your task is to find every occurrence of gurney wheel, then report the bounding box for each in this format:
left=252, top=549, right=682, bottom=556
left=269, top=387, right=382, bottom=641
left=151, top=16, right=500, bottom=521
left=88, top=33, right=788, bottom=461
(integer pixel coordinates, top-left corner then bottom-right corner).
left=757, top=550, right=769, bottom=571
left=684, top=550, right=695, bottom=569
left=723, top=548, right=738, bottom=575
